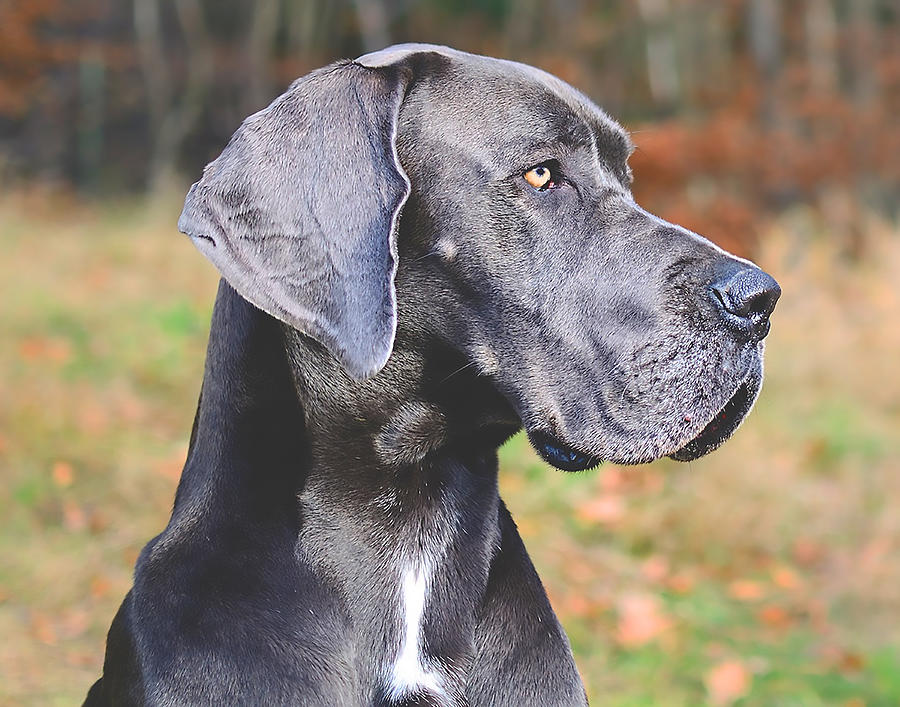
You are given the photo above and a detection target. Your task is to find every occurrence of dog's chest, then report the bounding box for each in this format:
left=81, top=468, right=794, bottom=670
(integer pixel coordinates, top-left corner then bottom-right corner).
left=372, top=492, right=461, bottom=705
left=384, top=558, right=449, bottom=703
left=297, top=464, right=500, bottom=705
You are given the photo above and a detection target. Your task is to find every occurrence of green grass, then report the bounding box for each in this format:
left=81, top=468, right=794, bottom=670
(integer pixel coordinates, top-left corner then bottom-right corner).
left=1, top=194, right=899, bottom=705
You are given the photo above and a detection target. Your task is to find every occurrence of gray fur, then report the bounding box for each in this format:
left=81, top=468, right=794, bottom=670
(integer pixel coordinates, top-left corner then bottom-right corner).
left=87, top=44, right=779, bottom=706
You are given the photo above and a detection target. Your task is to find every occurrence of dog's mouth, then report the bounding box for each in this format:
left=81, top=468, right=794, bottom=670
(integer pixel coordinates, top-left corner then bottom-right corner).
left=528, top=430, right=602, bottom=472
left=526, top=370, right=760, bottom=470
left=668, top=376, right=758, bottom=462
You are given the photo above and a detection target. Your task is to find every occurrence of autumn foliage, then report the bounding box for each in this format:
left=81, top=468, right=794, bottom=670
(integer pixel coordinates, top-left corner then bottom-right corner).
left=0, top=0, right=897, bottom=257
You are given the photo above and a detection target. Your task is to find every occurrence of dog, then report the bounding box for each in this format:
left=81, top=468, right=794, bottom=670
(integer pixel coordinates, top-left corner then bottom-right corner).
left=84, top=44, right=780, bottom=706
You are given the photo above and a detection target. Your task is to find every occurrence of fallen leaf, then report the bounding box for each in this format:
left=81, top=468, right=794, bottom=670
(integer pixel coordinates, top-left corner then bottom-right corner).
left=757, top=605, right=791, bottom=628
left=19, top=336, right=72, bottom=364
left=88, top=508, right=109, bottom=533
left=62, top=500, right=87, bottom=531
left=641, top=555, right=669, bottom=583
left=838, top=651, right=865, bottom=673
left=30, top=612, right=57, bottom=645
left=616, top=593, right=671, bottom=647
left=667, top=572, right=695, bottom=594
left=705, top=659, right=751, bottom=705
left=576, top=494, right=625, bottom=525
left=117, top=389, right=147, bottom=422
left=641, top=471, right=664, bottom=493
left=565, top=559, right=595, bottom=585
left=59, top=608, right=90, bottom=638
left=771, top=565, right=802, bottom=590
left=77, top=399, right=110, bottom=434
left=90, top=575, right=112, bottom=599
left=65, top=650, right=96, bottom=668
left=564, top=593, right=592, bottom=617
left=792, top=538, right=824, bottom=567
left=51, top=461, right=75, bottom=487
left=729, top=579, right=765, bottom=601
left=600, top=466, right=624, bottom=491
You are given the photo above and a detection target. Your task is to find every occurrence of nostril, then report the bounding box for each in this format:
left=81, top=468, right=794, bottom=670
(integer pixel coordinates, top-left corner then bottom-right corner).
left=743, top=282, right=781, bottom=320
left=711, top=266, right=781, bottom=339
left=710, top=284, right=728, bottom=311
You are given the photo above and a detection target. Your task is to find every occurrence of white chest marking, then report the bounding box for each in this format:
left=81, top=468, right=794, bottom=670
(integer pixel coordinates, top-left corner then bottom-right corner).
left=388, top=564, right=445, bottom=700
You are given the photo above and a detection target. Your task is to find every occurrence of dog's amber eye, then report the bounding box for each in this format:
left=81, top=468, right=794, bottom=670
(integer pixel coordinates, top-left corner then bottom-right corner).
left=524, top=165, right=554, bottom=190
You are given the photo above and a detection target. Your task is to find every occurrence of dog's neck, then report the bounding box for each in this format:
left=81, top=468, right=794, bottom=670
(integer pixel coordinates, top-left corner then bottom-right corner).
left=278, top=295, right=523, bottom=697
left=286, top=326, right=517, bottom=473
left=170, top=282, right=532, bottom=698
left=281, top=313, right=521, bottom=525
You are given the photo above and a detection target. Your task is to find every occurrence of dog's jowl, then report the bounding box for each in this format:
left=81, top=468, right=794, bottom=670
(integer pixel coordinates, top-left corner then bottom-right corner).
left=85, top=44, right=779, bottom=707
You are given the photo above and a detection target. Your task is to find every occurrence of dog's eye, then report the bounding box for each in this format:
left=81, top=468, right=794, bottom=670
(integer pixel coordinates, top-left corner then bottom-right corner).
left=523, top=164, right=556, bottom=191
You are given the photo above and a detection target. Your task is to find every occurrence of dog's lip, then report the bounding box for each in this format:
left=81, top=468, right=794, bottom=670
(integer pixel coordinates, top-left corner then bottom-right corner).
left=527, top=429, right=602, bottom=472
left=668, top=375, right=757, bottom=462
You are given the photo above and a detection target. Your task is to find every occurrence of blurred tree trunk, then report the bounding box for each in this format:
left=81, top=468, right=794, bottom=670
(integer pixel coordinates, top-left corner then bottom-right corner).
left=846, top=0, right=878, bottom=254
left=804, top=0, right=837, bottom=93
left=287, top=0, right=337, bottom=60
left=134, top=0, right=213, bottom=194
left=77, top=45, right=105, bottom=191
left=245, top=0, right=281, bottom=116
left=352, top=0, right=390, bottom=53
left=287, top=0, right=317, bottom=61
left=134, top=0, right=170, bottom=141
left=504, top=0, right=540, bottom=56
left=637, top=0, right=680, bottom=110
left=747, top=0, right=782, bottom=126
left=688, top=3, right=730, bottom=106
left=846, top=0, right=878, bottom=106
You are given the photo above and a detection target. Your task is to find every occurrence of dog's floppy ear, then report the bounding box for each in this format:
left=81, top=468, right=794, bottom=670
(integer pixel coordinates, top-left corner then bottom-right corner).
left=178, top=61, right=413, bottom=379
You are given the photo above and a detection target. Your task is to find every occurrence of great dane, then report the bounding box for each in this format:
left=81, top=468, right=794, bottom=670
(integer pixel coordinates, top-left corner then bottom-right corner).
left=85, top=44, right=780, bottom=706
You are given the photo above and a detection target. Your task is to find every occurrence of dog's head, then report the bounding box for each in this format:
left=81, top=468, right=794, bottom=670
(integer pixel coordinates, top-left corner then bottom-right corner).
left=179, top=44, right=779, bottom=470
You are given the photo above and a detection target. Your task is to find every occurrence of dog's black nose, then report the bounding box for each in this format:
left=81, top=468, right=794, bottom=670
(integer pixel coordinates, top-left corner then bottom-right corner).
left=711, top=265, right=781, bottom=340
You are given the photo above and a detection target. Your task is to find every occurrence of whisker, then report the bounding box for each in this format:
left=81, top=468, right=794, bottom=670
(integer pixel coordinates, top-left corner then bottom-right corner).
left=410, top=250, right=439, bottom=263
left=437, top=360, right=478, bottom=385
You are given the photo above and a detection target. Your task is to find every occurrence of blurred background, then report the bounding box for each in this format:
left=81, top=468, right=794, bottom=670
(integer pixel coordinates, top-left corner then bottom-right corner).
left=1, top=1, right=898, bottom=704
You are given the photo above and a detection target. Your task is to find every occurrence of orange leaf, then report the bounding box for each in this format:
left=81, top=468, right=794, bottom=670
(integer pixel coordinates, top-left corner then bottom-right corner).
left=838, top=651, right=865, bottom=673
left=758, top=605, right=791, bottom=628
left=667, top=572, right=695, bottom=595
left=19, top=336, right=72, bottom=364
left=705, top=659, right=751, bottom=706
left=792, top=538, right=824, bottom=567
left=576, top=494, right=625, bottom=525
left=62, top=500, right=87, bottom=531
left=771, top=565, right=802, bottom=590
left=90, top=575, right=112, bottom=599
left=30, top=611, right=57, bottom=645
left=51, top=460, right=74, bottom=487
left=641, top=555, right=670, bottom=584
left=599, top=466, right=624, bottom=491
left=59, top=608, right=89, bottom=639
left=616, top=593, right=671, bottom=648
left=728, top=580, right=765, bottom=601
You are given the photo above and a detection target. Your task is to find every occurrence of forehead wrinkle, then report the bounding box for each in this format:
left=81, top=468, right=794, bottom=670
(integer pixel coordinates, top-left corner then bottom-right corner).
left=473, top=82, right=598, bottom=171
left=507, top=59, right=631, bottom=147
left=491, top=61, right=633, bottom=174
left=403, top=53, right=633, bottom=178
